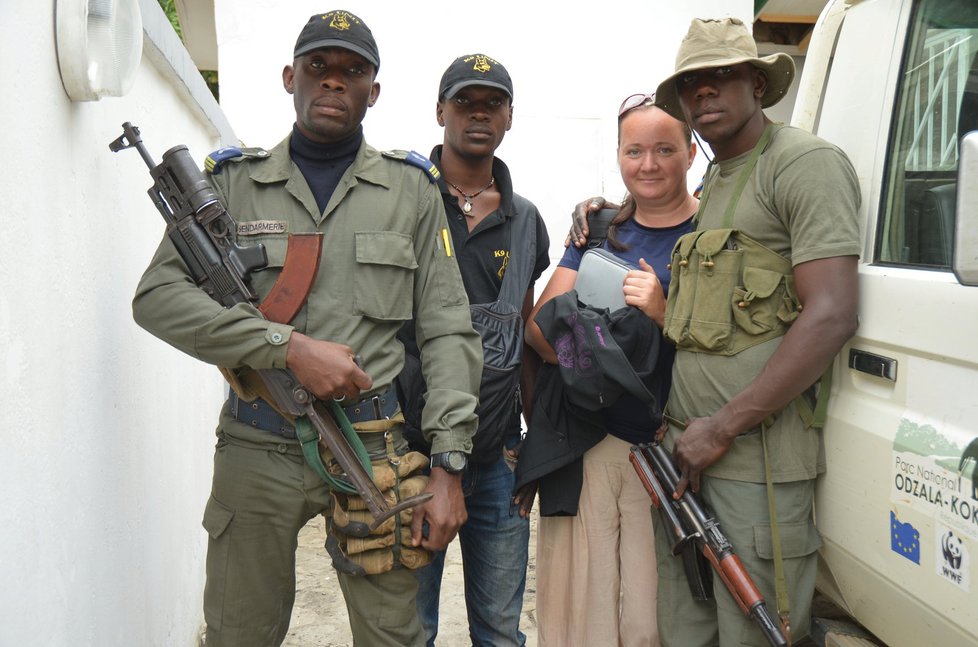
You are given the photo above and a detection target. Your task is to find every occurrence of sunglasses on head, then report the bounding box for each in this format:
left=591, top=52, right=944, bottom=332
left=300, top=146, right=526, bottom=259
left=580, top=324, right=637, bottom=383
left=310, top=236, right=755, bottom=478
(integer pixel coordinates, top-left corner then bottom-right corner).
left=618, top=93, right=656, bottom=117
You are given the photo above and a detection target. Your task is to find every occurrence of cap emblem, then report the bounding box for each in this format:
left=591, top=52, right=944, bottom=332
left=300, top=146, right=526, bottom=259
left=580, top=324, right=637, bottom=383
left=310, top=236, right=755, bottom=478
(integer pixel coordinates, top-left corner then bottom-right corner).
left=470, top=55, right=492, bottom=74
left=326, top=11, right=353, bottom=32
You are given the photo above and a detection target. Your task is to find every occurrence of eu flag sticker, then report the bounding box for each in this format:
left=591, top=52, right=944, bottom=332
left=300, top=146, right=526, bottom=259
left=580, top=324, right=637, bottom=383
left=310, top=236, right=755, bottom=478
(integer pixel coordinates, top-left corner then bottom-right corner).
left=891, top=510, right=921, bottom=564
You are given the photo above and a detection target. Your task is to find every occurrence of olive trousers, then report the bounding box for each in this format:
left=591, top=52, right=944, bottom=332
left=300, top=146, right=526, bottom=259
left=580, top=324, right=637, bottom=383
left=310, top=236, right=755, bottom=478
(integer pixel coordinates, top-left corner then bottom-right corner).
left=201, top=432, right=424, bottom=647
left=655, top=477, right=821, bottom=647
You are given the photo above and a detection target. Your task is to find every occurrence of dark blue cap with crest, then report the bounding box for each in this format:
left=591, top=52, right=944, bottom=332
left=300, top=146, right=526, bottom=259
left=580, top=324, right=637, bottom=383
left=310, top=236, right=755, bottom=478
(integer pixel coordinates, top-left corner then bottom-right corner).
left=438, top=54, right=513, bottom=101
left=294, top=10, right=379, bottom=69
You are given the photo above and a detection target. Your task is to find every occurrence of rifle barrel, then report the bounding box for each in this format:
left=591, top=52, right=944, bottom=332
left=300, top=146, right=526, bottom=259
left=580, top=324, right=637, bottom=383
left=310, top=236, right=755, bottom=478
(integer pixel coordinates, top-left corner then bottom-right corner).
left=630, top=442, right=789, bottom=647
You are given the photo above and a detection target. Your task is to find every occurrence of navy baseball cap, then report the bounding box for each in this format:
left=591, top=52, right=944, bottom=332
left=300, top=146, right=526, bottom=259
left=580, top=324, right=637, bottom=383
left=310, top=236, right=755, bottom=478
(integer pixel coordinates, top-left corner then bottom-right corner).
left=438, top=54, right=513, bottom=101
left=293, top=10, right=379, bottom=69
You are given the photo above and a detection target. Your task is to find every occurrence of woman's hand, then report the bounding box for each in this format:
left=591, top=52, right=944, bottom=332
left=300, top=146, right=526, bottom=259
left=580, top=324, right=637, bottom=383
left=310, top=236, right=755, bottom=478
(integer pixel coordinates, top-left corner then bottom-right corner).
left=624, top=258, right=666, bottom=326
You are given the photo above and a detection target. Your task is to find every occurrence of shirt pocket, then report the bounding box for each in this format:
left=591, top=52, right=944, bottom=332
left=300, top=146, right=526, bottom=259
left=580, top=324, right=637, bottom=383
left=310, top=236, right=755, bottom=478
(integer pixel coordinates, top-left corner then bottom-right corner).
left=353, top=231, right=418, bottom=321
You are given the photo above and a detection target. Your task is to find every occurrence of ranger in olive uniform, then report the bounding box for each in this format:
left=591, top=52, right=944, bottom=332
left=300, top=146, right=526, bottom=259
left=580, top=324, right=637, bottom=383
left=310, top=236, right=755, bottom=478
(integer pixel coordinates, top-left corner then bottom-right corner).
left=653, top=18, right=860, bottom=647
left=132, top=10, right=481, bottom=647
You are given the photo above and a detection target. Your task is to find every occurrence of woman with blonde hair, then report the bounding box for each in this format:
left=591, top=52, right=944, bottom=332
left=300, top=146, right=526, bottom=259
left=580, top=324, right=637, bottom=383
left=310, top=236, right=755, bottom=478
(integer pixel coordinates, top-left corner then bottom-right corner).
left=518, top=94, right=698, bottom=646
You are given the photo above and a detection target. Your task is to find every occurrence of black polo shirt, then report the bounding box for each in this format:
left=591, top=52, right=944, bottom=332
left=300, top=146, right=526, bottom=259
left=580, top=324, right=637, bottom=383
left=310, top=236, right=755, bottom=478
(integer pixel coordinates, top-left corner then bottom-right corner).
left=429, top=146, right=550, bottom=305
left=395, top=148, right=551, bottom=452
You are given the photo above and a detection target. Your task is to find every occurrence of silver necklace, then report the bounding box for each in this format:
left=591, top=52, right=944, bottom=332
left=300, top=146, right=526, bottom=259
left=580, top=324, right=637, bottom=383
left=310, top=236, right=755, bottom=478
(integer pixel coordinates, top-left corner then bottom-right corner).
left=445, top=176, right=495, bottom=215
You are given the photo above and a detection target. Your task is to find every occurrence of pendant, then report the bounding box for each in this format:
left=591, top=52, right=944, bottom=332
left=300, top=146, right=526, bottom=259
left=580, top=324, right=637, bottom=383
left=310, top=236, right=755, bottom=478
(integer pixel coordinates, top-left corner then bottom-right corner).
left=463, top=199, right=473, bottom=214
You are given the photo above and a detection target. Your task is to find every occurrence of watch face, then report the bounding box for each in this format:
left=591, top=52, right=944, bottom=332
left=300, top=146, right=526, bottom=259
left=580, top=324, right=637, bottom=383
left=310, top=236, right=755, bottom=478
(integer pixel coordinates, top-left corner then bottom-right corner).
left=434, top=451, right=467, bottom=473
left=446, top=451, right=467, bottom=471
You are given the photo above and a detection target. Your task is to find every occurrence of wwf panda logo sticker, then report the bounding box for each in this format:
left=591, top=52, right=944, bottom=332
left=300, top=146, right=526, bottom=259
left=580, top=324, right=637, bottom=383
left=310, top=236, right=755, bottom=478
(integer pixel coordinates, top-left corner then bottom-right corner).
left=936, top=524, right=970, bottom=591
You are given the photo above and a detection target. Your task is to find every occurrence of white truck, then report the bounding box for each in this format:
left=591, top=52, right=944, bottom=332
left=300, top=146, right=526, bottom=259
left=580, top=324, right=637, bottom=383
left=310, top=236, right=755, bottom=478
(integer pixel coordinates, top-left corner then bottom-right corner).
left=796, top=0, right=978, bottom=645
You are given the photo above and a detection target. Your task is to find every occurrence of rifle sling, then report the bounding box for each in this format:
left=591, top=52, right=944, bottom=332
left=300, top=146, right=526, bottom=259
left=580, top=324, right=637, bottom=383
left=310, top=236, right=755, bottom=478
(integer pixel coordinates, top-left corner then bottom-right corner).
left=295, top=402, right=375, bottom=496
left=258, top=233, right=324, bottom=324
left=762, top=425, right=792, bottom=644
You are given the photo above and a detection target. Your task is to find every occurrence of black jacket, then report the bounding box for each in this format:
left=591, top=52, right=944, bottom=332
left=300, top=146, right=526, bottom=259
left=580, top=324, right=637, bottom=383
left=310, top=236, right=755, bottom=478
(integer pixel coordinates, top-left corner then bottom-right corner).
left=515, top=291, right=661, bottom=515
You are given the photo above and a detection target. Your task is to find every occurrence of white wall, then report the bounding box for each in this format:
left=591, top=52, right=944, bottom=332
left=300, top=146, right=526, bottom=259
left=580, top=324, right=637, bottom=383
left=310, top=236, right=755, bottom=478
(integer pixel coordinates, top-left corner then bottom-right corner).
left=0, top=2, right=231, bottom=645
left=216, top=0, right=754, bottom=275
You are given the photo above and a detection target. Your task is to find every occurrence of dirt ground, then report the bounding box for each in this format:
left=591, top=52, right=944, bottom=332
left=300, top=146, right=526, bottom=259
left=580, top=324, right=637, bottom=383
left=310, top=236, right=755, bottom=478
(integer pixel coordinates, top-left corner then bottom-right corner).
left=283, top=507, right=540, bottom=646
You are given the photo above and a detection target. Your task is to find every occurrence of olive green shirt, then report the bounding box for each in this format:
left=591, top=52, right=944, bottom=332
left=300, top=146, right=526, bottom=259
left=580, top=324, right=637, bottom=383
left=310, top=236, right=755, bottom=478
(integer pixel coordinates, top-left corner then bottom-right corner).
left=667, top=124, right=861, bottom=482
left=133, top=134, right=482, bottom=454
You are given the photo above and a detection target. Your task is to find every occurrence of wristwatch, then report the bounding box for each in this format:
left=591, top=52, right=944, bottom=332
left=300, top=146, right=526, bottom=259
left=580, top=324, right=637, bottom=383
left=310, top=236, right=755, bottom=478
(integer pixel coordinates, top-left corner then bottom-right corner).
left=430, top=451, right=468, bottom=474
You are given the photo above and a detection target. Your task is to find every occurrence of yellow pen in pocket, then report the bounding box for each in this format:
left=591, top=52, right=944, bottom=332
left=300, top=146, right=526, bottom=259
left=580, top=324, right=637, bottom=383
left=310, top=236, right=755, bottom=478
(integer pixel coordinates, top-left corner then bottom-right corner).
left=441, top=228, right=452, bottom=257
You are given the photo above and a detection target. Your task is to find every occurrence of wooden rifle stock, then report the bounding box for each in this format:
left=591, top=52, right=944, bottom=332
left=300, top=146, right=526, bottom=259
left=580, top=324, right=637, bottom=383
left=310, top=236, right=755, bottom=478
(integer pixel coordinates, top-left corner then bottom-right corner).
left=629, top=443, right=788, bottom=647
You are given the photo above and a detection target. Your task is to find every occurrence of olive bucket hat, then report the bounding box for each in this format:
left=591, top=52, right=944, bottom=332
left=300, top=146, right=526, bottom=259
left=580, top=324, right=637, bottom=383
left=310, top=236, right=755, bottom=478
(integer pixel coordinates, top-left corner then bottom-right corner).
left=655, top=17, right=795, bottom=121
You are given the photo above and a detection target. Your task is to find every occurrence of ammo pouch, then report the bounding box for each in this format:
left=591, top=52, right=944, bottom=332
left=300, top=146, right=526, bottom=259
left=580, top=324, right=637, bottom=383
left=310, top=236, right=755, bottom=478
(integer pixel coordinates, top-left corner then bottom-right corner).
left=663, top=228, right=801, bottom=355
left=326, top=450, right=433, bottom=576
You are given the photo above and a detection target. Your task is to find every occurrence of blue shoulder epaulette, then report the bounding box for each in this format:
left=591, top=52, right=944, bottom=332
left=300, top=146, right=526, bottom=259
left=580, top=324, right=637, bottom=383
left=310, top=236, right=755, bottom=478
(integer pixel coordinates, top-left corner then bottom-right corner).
left=204, top=146, right=270, bottom=174
left=382, top=149, right=440, bottom=183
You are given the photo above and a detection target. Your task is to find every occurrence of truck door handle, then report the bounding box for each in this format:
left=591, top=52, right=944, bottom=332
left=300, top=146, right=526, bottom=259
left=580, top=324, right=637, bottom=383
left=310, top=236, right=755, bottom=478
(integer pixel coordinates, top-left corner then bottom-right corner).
left=848, top=349, right=897, bottom=381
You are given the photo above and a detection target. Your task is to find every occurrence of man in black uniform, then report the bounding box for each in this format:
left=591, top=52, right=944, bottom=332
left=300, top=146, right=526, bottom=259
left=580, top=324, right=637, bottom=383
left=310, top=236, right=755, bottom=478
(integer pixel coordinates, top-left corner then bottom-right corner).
left=397, top=54, right=550, bottom=646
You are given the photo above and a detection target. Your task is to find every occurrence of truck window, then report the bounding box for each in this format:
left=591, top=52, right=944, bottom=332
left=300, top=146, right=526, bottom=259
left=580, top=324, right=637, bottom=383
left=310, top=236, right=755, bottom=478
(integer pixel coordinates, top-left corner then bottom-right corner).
left=879, top=0, right=978, bottom=270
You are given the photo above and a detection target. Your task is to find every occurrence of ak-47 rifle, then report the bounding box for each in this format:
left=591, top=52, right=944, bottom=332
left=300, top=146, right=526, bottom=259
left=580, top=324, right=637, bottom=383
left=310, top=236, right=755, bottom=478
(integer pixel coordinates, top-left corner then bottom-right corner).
left=629, top=441, right=789, bottom=647
left=112, top=122, right=430, bottom=530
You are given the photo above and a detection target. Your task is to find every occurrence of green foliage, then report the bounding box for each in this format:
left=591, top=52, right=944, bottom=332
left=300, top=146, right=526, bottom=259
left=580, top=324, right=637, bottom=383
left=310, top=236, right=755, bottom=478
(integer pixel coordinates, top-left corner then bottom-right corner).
left=158, top=0, right=182, bottom=39
left=156, top=0, right=219, bottom=101
left=202, top=70, right=219, bottom=102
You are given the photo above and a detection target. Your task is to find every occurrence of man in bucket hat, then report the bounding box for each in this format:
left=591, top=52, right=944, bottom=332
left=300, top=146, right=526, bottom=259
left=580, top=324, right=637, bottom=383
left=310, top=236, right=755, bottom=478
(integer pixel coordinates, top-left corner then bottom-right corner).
left=649, top=17, right=861, bottom=647
left=133, top=9, right=482, bottom=647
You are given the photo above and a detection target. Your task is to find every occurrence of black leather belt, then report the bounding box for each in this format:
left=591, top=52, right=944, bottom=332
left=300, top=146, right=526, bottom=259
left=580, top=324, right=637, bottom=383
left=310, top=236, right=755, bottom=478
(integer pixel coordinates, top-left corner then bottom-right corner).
left=228, top=386, right=400, bottom=438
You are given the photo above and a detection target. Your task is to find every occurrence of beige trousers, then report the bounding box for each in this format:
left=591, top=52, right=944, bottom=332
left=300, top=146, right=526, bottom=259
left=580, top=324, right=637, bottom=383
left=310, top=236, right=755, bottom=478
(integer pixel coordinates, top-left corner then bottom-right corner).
left=536, top=434, right=660, bottom=647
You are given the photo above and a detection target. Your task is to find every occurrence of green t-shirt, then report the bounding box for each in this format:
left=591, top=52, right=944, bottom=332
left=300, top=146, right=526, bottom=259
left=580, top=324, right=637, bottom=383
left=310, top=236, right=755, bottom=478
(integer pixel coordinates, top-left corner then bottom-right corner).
left=667, top=124, right=861, bottom=482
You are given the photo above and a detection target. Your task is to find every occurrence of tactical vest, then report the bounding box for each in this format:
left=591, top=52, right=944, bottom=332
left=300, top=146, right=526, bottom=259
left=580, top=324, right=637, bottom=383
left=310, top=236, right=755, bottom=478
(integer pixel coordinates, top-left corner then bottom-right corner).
left=662, top=125, right=802, bottom=355
left=663, top=227, right=801, bottom=354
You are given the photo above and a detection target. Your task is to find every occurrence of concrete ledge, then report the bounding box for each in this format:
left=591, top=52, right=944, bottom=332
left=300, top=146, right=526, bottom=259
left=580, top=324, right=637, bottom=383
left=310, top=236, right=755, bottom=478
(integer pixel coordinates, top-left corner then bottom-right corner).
left=811, top=617, right=883, bottom=647
left=138, top=0, right=236, bottom=146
